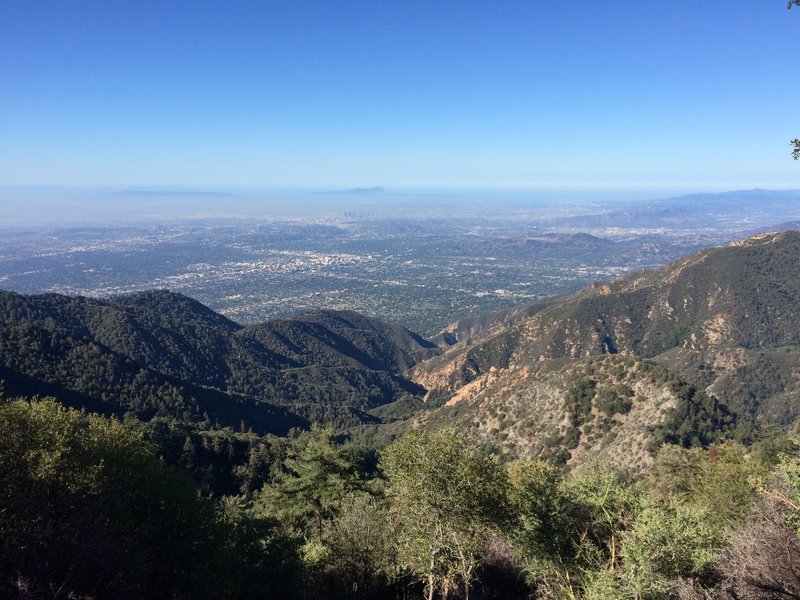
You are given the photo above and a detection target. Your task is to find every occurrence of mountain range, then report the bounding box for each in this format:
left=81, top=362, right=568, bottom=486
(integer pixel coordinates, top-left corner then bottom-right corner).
left=2, top=231, right=800, bottom=469
left=0, top=290, right=434, bottom=433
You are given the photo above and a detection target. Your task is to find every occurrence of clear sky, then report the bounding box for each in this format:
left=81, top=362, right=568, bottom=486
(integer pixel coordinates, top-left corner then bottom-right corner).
left=1, top=1, right=799, bottom=191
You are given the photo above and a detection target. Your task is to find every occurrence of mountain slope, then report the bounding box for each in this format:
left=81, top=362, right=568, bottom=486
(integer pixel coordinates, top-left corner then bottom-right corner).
left=430, top=297, right=561, bottom=348
left=238, top=309, right=437, bottom=374
left=0, top=291, right=437, bottom=429
left=389, top=355, right=734, bottom=473
left=0, top=304, right=302, bottom=434
left=399, top=231, right=800, bottom=469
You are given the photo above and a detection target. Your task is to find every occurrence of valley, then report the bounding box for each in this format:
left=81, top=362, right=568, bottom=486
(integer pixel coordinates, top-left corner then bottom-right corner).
left=2, top=188, right=799, bottom=336
left=3, top=228, right=800, bottom=466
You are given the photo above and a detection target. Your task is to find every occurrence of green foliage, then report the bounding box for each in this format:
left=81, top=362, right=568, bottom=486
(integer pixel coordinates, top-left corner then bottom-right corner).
left=510, top=454, right=751, bottom=599
left=510, top=464, right=643, bottom=598
left=596, top=388, right=633, bottom=417
left=567, top=377, right=596, bottom=425
left=698, top=451, right=800, bottom=599
left=648, top=443, right=764, bottom=532
left=508, top=461, right=573, bottom=562
left=671, top=324, right=696, bottom=347
left=0, top=397, right=300, bottom=599
left=251, top=425, right=401, bottom=599
left=768, top=453, right=800, bottom=536
left=727, top=356, right=786, bottom=419
left=382, top=427, right=512, bottom=600
left=253, top=424, right=374, bottom=537
left=747, top=424, right=797, bottom=465
left=605, top=503, right=717, bottom=599
left=563, top=467, right=642, bottom=569
left=215, top=497, right=303, bottom=599
left=130, top=415, right=293, bottom=497
left=318, top=493, right=398, bottom=598
left=2, top=392, right=794, bottom=599
left=650, top=382, right=737, bottom=449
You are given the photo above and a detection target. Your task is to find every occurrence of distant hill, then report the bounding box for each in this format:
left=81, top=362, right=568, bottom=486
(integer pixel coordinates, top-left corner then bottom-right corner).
left=0, top=290, right=439, bottom=430
left=484, top=232, right=617, bottom=253
left=551, top=189, right=800, bottom=230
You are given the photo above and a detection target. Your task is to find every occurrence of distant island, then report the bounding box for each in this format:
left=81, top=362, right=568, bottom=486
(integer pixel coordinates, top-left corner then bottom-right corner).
left=346, top=186, right=384, bottom=193
left=319, top=185, right=385, bottom=194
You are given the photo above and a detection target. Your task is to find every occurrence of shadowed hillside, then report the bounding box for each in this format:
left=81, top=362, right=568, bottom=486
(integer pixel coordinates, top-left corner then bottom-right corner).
left=0, top=291, right=438, bottom=430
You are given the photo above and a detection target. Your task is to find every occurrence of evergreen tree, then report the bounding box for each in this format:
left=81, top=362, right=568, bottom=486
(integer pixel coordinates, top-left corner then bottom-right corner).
left=254, top=424, right=370, bottom=536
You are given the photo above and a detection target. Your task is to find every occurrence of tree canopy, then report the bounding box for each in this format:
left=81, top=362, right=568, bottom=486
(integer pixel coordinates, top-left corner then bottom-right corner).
left=382, top=427, right=511, bottom=600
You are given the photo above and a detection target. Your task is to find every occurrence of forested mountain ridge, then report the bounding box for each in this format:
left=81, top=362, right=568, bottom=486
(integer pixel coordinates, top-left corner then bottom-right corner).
left=0, top=290, right=437, bottom=430
left=419, top=230, right=800, bottom=373
left=0, top=290, right=304, bottom=434
left=239, top=308, right=438, bottom=374
left=402, top=231, right=800, bottom=468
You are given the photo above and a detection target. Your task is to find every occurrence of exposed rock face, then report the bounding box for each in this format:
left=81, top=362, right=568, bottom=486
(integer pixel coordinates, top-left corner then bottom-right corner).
left=407, top=356, right=683, bottom=473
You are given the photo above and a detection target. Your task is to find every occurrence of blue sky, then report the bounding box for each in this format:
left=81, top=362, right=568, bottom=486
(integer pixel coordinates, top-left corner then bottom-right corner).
left=1, top=1, right=799, bottom=191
